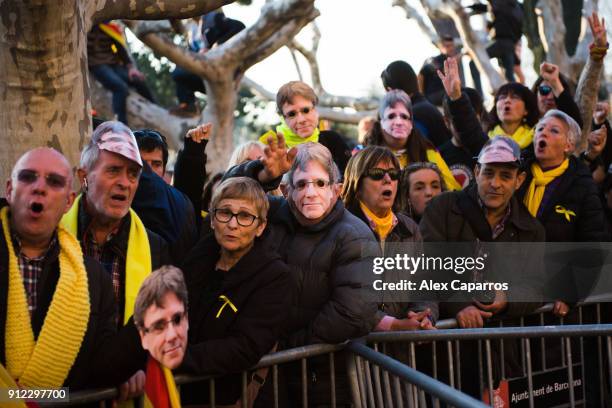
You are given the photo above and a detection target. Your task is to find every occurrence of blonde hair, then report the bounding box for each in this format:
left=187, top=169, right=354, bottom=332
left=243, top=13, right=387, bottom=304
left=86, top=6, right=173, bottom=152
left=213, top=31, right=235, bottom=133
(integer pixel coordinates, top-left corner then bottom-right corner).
left=227, top=141, right=265, bottom=170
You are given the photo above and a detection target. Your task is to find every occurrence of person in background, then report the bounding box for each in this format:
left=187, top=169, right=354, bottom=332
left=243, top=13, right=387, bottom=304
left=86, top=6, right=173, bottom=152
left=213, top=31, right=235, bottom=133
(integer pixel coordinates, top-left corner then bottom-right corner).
left=486, top=82, right=539, bottom=152
left=170, top=11, right=245, bottom=117
left=227, top=141, right=265, bottom=169
left=364, top=89, right=461, bottom=190
left=532, top=62, right=583, bottom=128
left=260, top=81, right=352, bottom=175
left=420, top=35, right=482, bottom=106
left=381, top=60, right=452, bottom=147
left=401, top=162, right=447, bottom=223
left=87, top=21, right=155, bottom=125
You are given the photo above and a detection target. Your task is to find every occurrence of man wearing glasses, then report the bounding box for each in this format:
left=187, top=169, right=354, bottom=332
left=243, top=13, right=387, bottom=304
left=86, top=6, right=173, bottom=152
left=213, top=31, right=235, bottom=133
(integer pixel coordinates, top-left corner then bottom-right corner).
left=0, top=147, right=145, bottom=390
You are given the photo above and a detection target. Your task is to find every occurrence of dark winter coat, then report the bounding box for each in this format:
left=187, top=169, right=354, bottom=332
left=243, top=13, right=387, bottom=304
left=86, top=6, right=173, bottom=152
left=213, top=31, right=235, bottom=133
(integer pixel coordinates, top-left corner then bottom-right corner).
left=411, top=92, right=453, bottom=148
left=347, top=203, right=439, bottom=323
left=420, top=183, right=545, bottom=319
left=179, top=234, right=293, bottom=405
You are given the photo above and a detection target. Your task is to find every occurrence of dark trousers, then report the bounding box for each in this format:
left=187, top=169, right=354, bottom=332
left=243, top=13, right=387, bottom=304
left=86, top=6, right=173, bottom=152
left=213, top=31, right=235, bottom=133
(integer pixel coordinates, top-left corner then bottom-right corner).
left=487, top=39, right=516, bottom=82
left=172, top=66, right=206, bottom=106
left=90, top=64, right=155, bottom=124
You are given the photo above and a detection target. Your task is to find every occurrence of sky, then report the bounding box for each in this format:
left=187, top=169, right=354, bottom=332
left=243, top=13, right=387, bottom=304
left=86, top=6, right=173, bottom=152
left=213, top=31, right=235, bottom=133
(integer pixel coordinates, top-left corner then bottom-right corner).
left=224, top=0, right=441, bottom=98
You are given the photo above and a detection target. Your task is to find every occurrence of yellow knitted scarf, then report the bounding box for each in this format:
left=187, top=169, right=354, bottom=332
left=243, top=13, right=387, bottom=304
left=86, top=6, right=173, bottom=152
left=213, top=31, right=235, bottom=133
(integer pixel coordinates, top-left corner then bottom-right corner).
left=259, top=119, right=320, bottom=148
left=394, top=148, right=461, bottom=190
left=2, top=207, right=90, bottom=387
left=0, top=363, right=26, bottom=407
left=488, top=124, right=534, bottom=149
left=61, top=194, right=151, bottom=325
left=523, top=159, right=569, bottom=217
left=359, top=201, right=394, bottom=241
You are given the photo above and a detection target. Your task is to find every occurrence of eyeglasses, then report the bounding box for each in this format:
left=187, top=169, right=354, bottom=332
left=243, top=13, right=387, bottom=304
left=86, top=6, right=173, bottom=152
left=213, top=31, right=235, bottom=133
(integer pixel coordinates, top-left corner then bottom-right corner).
left=133, top=129, right=168, bottom=147
left=365, top=168, right=400, bottom=181
left=17, top=169, right=68, bottom=189
left=213, top=208, right=259, bottom=227
left=283, top=106, right=314, bottom=119
left=294, top=178, right=331, bottom=191
left=142, top=311, right=186, bottom=335
left=538, top=85, right=553, bottom=96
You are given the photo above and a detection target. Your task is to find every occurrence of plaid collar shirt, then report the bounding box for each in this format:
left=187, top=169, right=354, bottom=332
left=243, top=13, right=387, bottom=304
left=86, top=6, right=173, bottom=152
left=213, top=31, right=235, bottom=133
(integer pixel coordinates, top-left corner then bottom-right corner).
left=12, top=232, right=58, bottom=318
left=478, top=196, right=512, bottom=240
left=78, top=199, right=129, bottom=325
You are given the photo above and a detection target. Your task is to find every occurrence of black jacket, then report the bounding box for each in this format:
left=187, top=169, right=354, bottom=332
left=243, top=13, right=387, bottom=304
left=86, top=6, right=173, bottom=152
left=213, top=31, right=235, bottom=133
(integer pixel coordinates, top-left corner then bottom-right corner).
left=411, top=92, right=452, bottom=148
left=174, top=138, right=208, bottom=217
left=516, top=156, right=608, bottom=242
left=179, top=234, right=293, bottom=405
left=318, top=130, right=352, bottom=176
left=420, top=184, right=545, bottom=319
left=224, top=159, right=379, bottom=345
left=133, top=163, right=198, bottom=262
left=0, top=208, right=145, bottom=389
left=347, top=204, right=439, bottom=324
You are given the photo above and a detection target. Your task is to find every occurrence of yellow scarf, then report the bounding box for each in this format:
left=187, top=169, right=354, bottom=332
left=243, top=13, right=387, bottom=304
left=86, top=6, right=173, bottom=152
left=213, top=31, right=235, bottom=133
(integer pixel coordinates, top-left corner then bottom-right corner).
left=359, top=201, right=394, bottom=241
left=394, top=148, right=461, bottom=190
left=61, top=194, right=152, bottom=325
left=259, top=119, right=320, bottom=148
left=523, top=159, right=569, bottom=217
left=2, top=207, right=90, bottom=388
left=488, top=124, right=534, bottom=149
left=0, top=363, right=27, bottom=407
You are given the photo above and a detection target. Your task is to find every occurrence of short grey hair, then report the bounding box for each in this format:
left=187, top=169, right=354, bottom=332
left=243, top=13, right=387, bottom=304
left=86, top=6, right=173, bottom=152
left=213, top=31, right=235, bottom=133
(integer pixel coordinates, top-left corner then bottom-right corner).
left=539, top=109, right=581, bottom=153
left=134, top=265, right=188, bottom=330
left=287, top=142, right=340, bottom=189
left=80, top=121, right=134, bottom=172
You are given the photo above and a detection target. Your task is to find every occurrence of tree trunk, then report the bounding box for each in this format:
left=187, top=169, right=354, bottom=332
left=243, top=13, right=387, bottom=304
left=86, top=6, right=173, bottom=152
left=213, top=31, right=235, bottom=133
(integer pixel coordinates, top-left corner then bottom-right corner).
left=0, top=0, right=91, bottom=181
left=523, top=0, right=546, bottom=71
left=0, top=0, right=231, bottom=183
left=202, top=76, right=239, bottom=173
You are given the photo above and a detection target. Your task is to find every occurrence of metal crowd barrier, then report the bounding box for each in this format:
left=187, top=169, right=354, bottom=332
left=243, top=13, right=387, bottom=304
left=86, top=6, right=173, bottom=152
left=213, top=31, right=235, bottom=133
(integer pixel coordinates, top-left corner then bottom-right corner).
left=51, top=301, right=612, bottom=407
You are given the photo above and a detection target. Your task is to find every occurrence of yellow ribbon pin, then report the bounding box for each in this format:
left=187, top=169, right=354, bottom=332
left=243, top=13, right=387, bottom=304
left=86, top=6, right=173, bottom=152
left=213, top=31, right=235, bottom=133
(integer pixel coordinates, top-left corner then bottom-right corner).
left=555, top=205, right=576, bottom=222
left=216, top=295, right=238, bottom=318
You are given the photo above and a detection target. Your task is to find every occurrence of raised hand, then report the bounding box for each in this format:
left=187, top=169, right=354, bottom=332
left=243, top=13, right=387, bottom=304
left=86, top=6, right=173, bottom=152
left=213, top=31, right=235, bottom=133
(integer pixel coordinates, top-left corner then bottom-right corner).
left=539, top=62, right=564, bottom=95
left=437, top=57, right=462, bottom=101
left=186, top=122, right=212, bottom=143
left=587, top=126, right=607, bottom=158
left=259, top=132, right=297, bottom=183
left=588, top=12, right=607, bottom=48
left=594, top=101, right=610, bottom=125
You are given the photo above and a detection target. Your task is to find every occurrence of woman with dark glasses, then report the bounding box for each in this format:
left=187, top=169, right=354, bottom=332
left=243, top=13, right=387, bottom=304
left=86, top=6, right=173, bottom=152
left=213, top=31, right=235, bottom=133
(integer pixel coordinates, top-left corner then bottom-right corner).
left=258, top=80, right=352, bottom=174
left=341, top=146, right=437, bottom=331
left=531, top=62, right=582, bottom=128
left=364, top=89, right=461, bottom=190
left=179, top=177, right=292, bottom=406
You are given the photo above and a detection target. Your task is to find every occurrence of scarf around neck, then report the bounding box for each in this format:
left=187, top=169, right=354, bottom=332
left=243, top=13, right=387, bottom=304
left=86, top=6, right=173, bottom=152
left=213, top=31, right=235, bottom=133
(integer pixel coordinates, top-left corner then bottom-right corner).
left=2, top=207, right=90, bottom=387
left=488, top=124, right=534, bottom=149
left=61, top=194, right=152, bottom=325
left=359, top=201, right=394, bottom=241
left=259, top=119, right=320, bottom=148
left=523, top=158, right=569, bottom=217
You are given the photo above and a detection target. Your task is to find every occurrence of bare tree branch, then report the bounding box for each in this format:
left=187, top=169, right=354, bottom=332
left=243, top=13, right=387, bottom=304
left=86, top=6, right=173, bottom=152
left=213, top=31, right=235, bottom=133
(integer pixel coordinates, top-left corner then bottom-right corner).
left=92, top=0, right=233, bottom=24
left=125, top=20, right=212, bottom=77
left=290, top=23, right=379, bottom=111
left=392, top=0, right=439, bottom=45
left=287, top=46, right=305, bottom=81
left=417, top=0, right=504, bottom=90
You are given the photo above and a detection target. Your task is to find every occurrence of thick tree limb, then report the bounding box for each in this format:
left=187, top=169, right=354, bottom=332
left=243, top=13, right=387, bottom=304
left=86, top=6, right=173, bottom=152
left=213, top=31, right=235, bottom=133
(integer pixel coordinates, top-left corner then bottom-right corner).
left=92, top=0, right=233, bottom=24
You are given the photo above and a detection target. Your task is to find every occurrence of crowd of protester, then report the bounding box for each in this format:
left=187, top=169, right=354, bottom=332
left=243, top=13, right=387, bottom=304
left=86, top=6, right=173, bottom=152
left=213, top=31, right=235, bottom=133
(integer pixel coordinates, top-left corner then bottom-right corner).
left=1, top=6, right=611, bottom=408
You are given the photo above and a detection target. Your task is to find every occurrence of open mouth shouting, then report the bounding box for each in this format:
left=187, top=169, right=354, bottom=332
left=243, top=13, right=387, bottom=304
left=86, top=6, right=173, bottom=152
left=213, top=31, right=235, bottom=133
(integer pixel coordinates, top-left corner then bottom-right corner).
left=28, top=201, right=44, bottom=218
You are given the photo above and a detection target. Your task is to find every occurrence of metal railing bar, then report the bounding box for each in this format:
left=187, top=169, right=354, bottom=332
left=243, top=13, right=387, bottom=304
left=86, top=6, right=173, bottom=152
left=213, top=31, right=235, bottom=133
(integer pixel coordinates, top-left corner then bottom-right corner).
left=347, top=341, right=489, bottom=408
